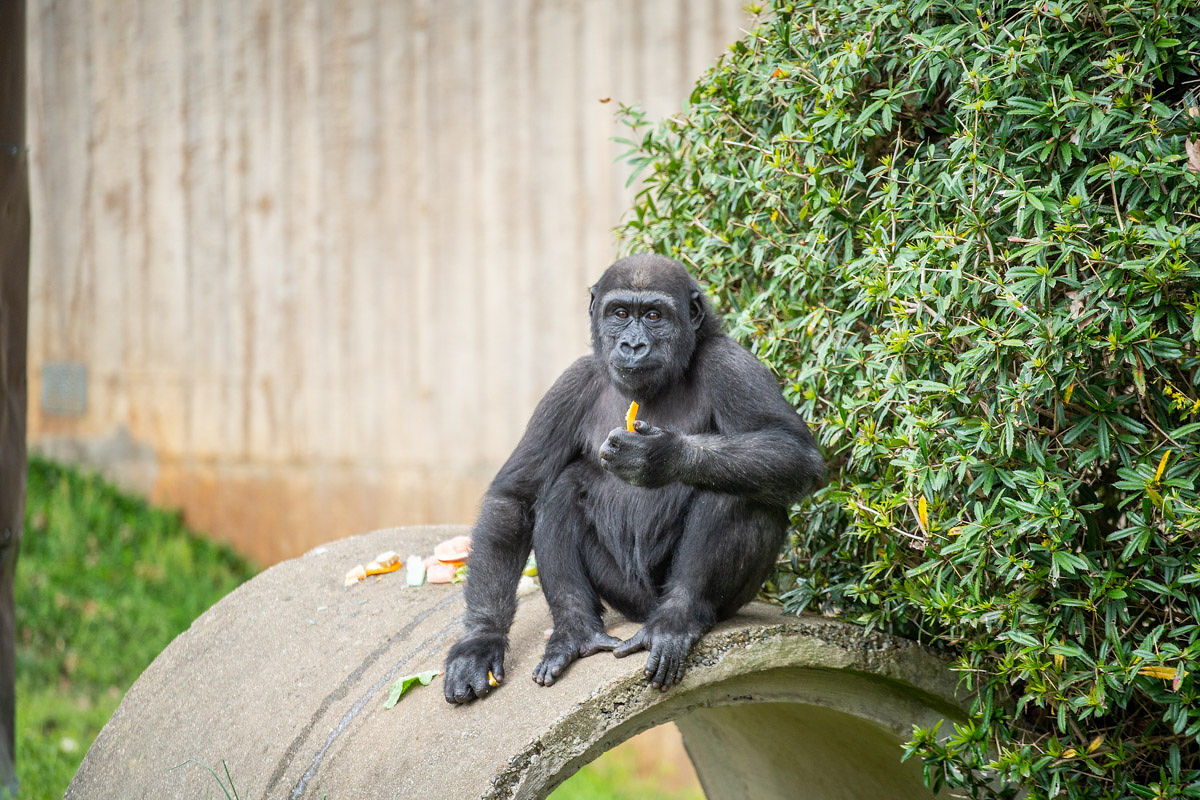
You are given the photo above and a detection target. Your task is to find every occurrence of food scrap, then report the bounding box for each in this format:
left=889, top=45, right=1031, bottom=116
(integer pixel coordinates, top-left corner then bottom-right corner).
left=487, top=670, right=500, bottom=688
left=406, top=554, right=426, bottom=587
left=383, top=670, right=440, bottom=709
left=625, top=400, right=640, bottom=432
left=344, top=551, right=403, bottom=586
left=516, top=554, right=540, bottom=596
left=344, top=535, right=473, bottom=588
left=343, top=564, right=367, bottom=587
left=366, top=550, right=402, bottom=576
left=434, top=535, right=471, bottom=563
left=426, top=560, right=458, bottom=584
left=428, top=535, right=471, bottom=583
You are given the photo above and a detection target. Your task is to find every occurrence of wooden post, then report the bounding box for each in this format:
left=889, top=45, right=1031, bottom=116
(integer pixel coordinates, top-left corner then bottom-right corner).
left=0, top=0, right=28, bottom=792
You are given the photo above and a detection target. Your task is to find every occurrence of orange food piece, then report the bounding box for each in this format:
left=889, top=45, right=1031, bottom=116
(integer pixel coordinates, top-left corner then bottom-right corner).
left=365, top=561, right=404, bottom=577
left=434, top=535, right=472, bottom=563
left=365, top=550, right=403, bottom=576
left=625, top=401, right=639, bottom=432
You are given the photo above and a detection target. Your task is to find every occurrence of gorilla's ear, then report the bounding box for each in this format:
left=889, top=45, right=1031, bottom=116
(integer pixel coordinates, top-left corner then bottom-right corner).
left=589, top=287, right=597, bottom=317
left=689, top=291, right=705, bottom=331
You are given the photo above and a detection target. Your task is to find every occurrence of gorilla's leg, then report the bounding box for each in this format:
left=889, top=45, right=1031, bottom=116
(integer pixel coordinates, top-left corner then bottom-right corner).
left=615, top=493, right=788, bottom=689
left=531, top=467, right=622, bottom=686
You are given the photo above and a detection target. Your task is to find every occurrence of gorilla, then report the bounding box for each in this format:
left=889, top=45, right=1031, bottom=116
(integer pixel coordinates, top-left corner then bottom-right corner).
left=444, top=254, right=824, bottom=703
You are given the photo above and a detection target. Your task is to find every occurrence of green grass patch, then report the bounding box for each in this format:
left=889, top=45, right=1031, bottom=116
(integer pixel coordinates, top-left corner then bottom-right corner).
left=16, top=456, right=256, bottom=799
left=550, top=727, right=705, bottom=800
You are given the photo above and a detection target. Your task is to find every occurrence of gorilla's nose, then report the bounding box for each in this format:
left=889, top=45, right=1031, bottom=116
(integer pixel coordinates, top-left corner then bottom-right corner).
left=618, top=341, right=648, bottom=359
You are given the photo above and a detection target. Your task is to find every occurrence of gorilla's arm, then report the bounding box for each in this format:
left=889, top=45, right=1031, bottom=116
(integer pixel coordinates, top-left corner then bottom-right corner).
left=600, top=339, right=824, bottom=507
left=444, top=359, right=595, bottom=704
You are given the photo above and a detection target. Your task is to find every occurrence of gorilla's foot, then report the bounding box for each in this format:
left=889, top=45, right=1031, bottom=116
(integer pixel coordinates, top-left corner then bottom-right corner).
left=614, top=623, right=702, bottom=690
left=532, top=629, right=621, bottom=686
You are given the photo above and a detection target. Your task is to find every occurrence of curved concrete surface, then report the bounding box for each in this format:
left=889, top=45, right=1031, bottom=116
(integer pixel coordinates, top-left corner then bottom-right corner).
left=67, top=525, right=964, bottom=799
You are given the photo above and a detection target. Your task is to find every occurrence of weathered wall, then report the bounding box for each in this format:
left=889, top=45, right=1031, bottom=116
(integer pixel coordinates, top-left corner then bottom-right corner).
left=25, top=1, right=752, bottom=563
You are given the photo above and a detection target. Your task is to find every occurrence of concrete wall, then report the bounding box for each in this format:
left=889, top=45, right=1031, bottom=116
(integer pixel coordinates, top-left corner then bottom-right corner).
left=25, top=0, right=754, bottom=563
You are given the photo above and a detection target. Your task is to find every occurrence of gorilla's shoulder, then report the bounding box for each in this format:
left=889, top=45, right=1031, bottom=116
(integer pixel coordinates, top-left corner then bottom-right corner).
left=561, top=354, right=604, bottom=380
left=547, top=355, right=606, bottom=394
left=694, top=334, right=773, bottom=379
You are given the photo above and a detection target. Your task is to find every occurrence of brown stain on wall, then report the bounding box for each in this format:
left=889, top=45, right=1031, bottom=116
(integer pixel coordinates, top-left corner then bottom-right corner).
left=150, top=462, right=488, bottom=565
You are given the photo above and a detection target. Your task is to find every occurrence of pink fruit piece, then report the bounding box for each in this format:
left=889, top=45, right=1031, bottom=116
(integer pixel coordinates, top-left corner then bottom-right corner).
left=426, top=561, right=458, bottom=584
left=434, top=535, right=472, bottom=563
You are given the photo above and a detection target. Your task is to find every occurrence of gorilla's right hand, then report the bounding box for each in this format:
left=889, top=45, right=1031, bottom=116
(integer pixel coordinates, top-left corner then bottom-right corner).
left=444, top=633, right=507, bottom=704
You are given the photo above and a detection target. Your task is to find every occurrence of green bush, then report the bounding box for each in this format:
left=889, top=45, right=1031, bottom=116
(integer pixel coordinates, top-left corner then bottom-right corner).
left=617, top=1, right=1200, bottom=797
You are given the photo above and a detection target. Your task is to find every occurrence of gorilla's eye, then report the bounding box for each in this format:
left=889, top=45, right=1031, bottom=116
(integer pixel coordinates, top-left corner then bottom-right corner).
left=614, top=307, right=630, bottom=319
left=645, top=310, right=661, bottom=322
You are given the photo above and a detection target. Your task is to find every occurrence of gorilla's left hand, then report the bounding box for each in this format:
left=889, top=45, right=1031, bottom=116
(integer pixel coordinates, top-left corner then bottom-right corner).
left=598, top=420, right=684, bottom=488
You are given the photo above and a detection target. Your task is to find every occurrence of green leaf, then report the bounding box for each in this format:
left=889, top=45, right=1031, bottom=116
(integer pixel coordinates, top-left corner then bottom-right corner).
left=383, top=670, right=440, bottom=709
left=1004, top=630, right=1040, bottom=648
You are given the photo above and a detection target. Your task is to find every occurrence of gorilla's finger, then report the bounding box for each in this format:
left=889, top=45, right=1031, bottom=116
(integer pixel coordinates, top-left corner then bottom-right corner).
left=445, top=668, right=470, bottom=704
left=579, top=632, right=622, bottom=656
left=468, top=671, right=492, bottom=700
left=645, top=648, right=664, bottom=685
left=613, top=629, right=648, bottom=658
left=663, top=652, right=684, bottom=688
left=670, top=650, right=687, bottom=687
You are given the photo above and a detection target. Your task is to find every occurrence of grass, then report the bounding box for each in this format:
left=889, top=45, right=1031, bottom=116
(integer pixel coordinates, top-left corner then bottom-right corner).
left=14, top=456, right=705, bottom=799
left=549, top=725, right=706, bottom=800
left=16, top=456, right=256, bottom=799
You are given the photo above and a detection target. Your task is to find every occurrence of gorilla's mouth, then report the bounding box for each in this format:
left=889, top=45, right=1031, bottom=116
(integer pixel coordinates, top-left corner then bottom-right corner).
left=609, top=361, right=671, bottom=398
left=611, top=361, right=661, bottom=377
left=609, top=349, right=663, bottom=373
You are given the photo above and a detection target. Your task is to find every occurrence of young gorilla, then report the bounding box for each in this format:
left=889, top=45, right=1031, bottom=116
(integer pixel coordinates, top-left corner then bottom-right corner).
left=444, top=254, right=824, bottom=704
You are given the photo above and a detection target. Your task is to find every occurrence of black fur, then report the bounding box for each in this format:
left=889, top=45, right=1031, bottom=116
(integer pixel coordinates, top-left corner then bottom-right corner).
left=443, top=254, right=825, bottom=703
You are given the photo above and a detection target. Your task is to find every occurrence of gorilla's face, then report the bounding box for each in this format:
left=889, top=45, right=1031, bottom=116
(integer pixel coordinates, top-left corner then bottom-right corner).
left=588, top=254, right=710, bottom=400
left=592, top=287, right=697, bottom=399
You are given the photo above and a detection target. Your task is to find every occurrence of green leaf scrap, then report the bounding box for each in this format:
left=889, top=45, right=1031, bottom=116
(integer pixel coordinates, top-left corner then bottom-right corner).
left=383, top=670, right=440, bottom=709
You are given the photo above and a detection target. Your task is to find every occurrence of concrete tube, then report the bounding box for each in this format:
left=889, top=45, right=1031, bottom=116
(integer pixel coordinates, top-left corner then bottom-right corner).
left=68, top=525, right=963, bottom=799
